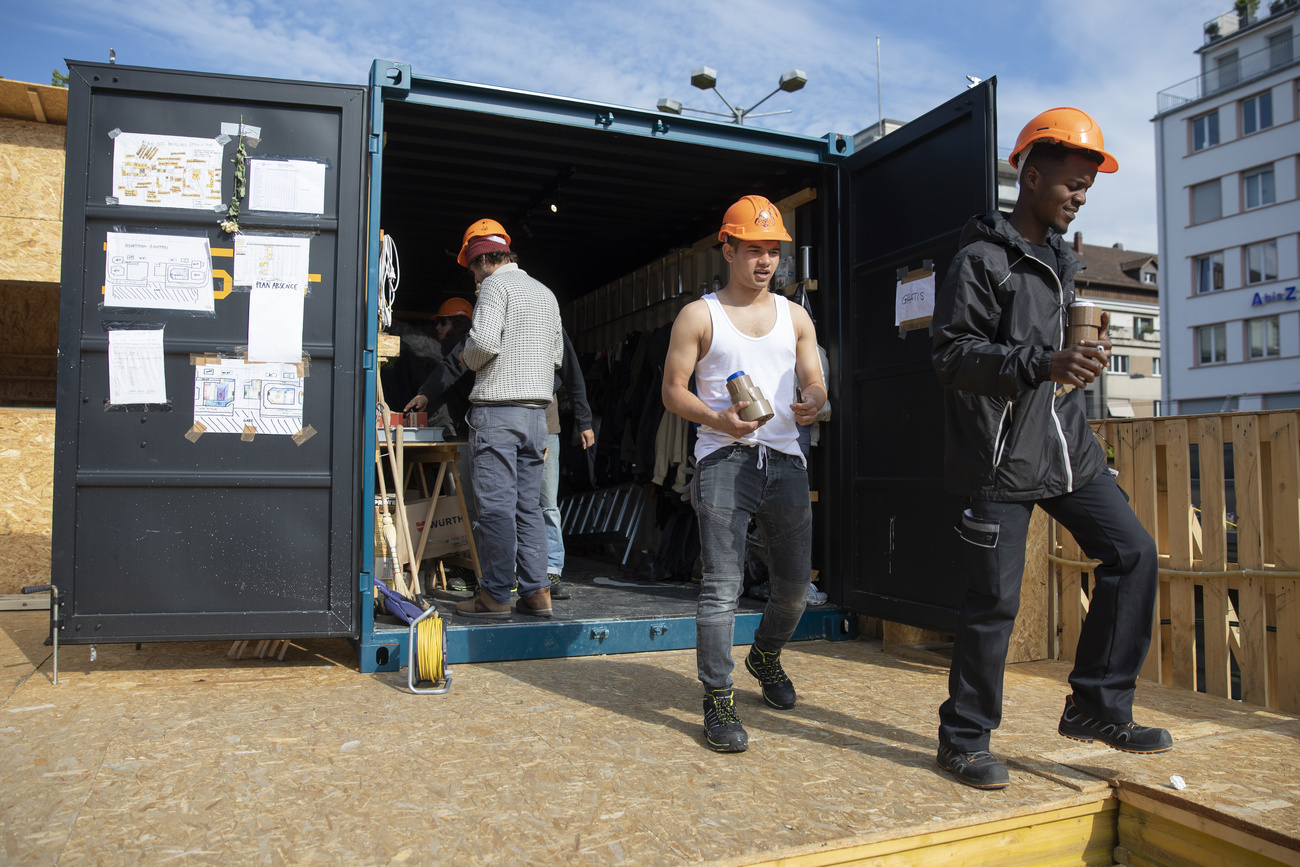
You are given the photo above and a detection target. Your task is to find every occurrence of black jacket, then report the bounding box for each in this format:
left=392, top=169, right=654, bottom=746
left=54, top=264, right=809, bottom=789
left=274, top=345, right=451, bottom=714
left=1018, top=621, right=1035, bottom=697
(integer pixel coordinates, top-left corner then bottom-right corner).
left=931, top=211, right=1107, bottom=502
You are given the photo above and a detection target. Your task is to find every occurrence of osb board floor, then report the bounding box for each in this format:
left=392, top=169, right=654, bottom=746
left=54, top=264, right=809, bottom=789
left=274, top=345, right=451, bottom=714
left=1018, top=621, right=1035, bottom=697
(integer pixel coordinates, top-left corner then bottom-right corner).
left=2, top=612, right=1296, bottom=866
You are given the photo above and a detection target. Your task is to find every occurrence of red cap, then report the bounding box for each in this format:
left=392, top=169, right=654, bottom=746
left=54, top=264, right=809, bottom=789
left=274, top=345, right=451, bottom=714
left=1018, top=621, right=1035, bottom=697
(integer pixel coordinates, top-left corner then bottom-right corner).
left=464, top=234, right=510, bottom=264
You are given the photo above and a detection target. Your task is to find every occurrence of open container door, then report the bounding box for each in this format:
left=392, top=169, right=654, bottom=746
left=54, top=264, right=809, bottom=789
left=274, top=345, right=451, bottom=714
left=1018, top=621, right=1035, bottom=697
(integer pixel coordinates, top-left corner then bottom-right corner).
left=53, top=63, right=368, bottom=643
left=829, top=80, right=998, bottom=632
left=356, top=61, right=855, bottom=671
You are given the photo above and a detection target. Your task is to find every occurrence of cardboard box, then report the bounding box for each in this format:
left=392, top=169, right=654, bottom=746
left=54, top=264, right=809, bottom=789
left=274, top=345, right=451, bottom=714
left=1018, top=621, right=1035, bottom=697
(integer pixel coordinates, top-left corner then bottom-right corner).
left=392, top=495, right=470, bottom=564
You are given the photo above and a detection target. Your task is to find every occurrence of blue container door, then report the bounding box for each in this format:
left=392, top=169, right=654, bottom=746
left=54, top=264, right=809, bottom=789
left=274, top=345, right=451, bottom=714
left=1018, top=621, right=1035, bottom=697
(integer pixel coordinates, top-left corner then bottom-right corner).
left=52, top=63, right=369, bottom=642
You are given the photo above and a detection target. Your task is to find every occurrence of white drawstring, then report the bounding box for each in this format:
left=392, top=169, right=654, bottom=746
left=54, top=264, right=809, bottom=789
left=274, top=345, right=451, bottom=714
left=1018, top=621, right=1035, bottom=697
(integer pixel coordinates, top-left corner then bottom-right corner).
left=756, top=444, right=768, bottom=472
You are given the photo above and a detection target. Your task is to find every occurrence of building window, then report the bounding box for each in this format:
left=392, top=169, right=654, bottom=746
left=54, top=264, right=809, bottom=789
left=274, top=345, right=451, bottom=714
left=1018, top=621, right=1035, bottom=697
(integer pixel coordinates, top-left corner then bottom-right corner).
left=1192, top=179, right=1222, bottom=223
left=1246, top=240, right=1278, bottom=284
left=1242, top=91, right=1273, bottom=134
left=1248, top=316, right=1280, bottom=359
left=1193, top=111, right=1220, bottom=150
left=1196, top=252, right=1225, bottom=293
left=1109, top=354, right=1130, bottom=374
left=1270, top=30, right=1294, bottom=68
left=1215, top=51, right=1239, bottom=90
left=1244, top=166, right=1275, bottom=209
left=1135, top=316, right=1156, bottom=336
left=1142, top=272, right=1157, bottom=284
left=1198, top=323, right=1227, bottom=365
left=1152, top=356, right=1162, bottom=377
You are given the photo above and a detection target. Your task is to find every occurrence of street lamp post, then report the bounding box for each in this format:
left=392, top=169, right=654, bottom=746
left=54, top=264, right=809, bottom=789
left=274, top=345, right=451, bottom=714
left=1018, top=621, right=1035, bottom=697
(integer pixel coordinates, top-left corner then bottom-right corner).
left=657, top=66, right=807, bottom=125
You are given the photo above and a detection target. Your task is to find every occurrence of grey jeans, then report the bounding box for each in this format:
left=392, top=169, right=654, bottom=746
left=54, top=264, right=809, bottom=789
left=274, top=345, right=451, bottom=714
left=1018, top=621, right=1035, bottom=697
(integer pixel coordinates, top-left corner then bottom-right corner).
left=467, top=404, right=548, bottom=604
left=694, top=445, right=812, bottom=691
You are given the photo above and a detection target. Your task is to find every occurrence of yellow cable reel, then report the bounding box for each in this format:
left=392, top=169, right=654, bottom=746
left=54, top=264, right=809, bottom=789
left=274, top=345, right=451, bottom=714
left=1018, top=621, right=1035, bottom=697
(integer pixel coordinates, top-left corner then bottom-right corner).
left=408, top=606, right=452, bottom=694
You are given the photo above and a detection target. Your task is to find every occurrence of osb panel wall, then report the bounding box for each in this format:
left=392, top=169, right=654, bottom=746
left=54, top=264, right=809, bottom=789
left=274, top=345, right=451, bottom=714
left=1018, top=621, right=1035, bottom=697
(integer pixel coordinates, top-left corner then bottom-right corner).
left=0, top=118, right=65, bottom=284
left=0, top=281, right=59, bottom=407
left=0, top=408, right=55, bottom=593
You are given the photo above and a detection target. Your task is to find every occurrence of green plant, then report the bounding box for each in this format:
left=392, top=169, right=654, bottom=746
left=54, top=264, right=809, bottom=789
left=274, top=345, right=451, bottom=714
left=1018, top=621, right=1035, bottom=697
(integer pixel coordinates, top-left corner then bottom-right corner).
left=51, top=69, right=69, bottom=88
left=219, top=117, right=248, bottom=234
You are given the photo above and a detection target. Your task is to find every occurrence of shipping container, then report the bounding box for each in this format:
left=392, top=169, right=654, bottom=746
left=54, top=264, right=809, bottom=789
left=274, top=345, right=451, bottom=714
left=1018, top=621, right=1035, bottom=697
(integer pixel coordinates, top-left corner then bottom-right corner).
left=53, top=60, right=997, bottom=673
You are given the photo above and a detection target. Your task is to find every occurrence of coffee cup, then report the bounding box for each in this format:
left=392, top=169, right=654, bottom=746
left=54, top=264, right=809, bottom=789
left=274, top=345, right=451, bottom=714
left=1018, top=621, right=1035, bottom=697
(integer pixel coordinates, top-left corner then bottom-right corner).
left=1066, top=301, right=1104, bottom=347
left=726, top=371, right=775, bottom=423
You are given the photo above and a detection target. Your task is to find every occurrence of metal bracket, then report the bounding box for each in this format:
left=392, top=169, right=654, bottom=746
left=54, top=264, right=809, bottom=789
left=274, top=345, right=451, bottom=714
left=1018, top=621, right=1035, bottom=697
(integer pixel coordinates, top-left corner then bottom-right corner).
left=595, top=111, right=614, bottom=127
left=652, top=119, right=670, bottom=135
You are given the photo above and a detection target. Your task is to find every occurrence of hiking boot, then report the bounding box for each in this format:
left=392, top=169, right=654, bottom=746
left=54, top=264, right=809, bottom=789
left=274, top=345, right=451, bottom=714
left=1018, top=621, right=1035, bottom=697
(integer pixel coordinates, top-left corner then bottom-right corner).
left=454, top=591, right=510, bottom=620
left=744, top=644, right=796, bottom=709
left=703, top=688, right=748, bottom=753
left=547, top=573, right=571, bottom=600
left=936, top=745, right=1010, bottom=790
left=1058, top=696, right=1173, bottom=753
left=515, top=587, right=553, bottom=618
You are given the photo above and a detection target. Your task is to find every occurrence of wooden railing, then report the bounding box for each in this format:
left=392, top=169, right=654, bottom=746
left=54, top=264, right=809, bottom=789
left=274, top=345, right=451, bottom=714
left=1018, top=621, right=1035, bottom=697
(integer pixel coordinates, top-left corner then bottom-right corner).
left=1052, top=410, right=1300, bottom=714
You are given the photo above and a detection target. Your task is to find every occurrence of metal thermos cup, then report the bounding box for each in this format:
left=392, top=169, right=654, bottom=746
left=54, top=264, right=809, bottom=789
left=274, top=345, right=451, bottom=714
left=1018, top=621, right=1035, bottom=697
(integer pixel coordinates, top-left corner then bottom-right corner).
left=726, top=371, right=775, bottom=422
left=1066, top=301, right=1103, bottom=347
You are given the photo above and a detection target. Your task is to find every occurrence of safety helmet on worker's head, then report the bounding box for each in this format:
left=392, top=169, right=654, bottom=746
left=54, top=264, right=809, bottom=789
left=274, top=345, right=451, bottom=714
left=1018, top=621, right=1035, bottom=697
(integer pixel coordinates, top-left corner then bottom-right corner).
left=434, top=297, right=474, bottom=320
left=456, top=218, right=512, bottom=267
left=1009, top=107, right=1118, bottom=174
left=717, top=195, right=792, bottom=244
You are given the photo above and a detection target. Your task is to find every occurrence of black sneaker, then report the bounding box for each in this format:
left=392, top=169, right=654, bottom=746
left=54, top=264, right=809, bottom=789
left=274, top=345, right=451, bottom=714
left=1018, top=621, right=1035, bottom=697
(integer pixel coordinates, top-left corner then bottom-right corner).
left=445, top=567, right=477, bottom=593
left=744, top=645, right=796, bottom=709
left=703, top=688, right=748, bottom=752
left=1058, top=696, right=1173, bottom=753
left=936, top=745, right=1010, bottom=789
left=548, top=573, right=571, bottom=600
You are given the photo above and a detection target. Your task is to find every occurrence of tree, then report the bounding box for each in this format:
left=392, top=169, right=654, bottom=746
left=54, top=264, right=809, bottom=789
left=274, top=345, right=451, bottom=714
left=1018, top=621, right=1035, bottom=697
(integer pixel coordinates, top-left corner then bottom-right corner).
left=52, top=69, right=70, bottom=88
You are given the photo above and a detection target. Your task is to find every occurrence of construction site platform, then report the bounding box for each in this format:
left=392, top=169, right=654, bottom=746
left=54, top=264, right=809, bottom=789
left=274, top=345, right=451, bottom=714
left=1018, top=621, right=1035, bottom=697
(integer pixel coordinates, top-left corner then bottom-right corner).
left=3, top=610, right=1298, bottom=866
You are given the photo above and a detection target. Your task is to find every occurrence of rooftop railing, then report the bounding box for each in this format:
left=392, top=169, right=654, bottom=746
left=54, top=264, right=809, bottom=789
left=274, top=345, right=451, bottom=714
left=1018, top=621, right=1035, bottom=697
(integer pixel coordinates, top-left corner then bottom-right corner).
left=1158, top=29, right=1298, bottom=113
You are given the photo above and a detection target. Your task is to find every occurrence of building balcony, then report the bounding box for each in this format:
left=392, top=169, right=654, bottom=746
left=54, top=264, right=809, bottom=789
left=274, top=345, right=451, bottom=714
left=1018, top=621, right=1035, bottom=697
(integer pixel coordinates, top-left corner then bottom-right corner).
left=1159, top=19, right=1297, bottom=113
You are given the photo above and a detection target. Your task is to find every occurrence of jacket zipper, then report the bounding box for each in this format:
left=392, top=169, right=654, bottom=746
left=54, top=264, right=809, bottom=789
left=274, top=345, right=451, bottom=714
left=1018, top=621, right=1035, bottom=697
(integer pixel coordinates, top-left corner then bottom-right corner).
left=1022, top=251, right=1074, bottom=493
left=992, top=400, right=1013, bottom=469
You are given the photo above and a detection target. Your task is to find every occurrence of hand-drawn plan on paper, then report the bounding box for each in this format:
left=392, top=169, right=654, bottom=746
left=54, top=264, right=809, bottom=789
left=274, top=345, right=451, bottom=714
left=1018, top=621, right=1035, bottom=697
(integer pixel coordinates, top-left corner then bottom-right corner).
left=105, top=232, right=215, bottom=313
left=111, top=132, right=225, bottom=209
left=193, top=358, right=304, bottom=435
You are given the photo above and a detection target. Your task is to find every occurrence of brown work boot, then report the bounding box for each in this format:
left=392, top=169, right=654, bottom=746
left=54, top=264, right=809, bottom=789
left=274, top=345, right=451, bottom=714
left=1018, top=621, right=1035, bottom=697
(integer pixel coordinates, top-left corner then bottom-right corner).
left=515, top=587, right=553, bottom=618
left=455, top=591, right=510, bottom=620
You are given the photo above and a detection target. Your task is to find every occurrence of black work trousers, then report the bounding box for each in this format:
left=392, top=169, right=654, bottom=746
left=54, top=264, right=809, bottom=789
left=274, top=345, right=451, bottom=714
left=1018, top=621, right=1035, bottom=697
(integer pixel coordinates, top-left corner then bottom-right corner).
left=938, top=472, right=1158, bottom=753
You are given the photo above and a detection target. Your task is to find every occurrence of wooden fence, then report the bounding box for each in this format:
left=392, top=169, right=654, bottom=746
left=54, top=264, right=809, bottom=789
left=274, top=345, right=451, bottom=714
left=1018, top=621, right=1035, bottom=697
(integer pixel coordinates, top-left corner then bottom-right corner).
left=1052, top=410, right=1300, bottom=714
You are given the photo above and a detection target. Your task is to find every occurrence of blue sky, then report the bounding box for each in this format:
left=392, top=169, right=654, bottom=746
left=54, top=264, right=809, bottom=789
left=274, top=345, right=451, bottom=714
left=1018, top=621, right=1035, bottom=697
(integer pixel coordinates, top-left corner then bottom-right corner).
left=5, top=0, right=1229, bottom=252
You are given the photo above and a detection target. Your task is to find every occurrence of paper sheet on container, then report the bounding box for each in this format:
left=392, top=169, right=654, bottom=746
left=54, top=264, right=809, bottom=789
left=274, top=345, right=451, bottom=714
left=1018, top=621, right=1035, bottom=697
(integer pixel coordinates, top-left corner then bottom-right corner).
left=104, top=232, right=215, bottom=313
left=232, top=234, right=311, bottom=288
left=895, top=271, right=936, bottom=326
left=248, top=159, right=326, bottom=214
left=193, top=357, right=303, bottom=435
left=108, top=328, right=166, bottom=405
left=110, top=132, right=224, bottom=209
left=248, top=284, right=305, bottom=362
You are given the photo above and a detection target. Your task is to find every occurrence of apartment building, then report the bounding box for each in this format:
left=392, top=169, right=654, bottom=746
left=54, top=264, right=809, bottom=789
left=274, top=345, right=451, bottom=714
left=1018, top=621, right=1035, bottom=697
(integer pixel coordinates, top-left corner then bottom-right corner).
left=1154, top=1, right=1300, bottom=413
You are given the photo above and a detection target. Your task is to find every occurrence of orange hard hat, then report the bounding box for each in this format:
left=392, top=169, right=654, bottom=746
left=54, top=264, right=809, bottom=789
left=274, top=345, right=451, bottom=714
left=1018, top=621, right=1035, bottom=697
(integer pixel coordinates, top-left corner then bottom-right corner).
left=434, top=297, right=474, bottom=320
left=1009, top=107, right=1118, bottom=173
left=456, top=218, right=512, bottom=267
left=717, top=195, right=792, bottom=243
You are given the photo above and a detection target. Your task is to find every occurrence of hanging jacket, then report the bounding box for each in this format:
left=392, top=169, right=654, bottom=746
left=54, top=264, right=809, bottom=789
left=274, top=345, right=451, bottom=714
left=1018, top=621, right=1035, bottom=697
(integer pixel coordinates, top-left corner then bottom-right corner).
left=931, top=210, right=1107, bottom=502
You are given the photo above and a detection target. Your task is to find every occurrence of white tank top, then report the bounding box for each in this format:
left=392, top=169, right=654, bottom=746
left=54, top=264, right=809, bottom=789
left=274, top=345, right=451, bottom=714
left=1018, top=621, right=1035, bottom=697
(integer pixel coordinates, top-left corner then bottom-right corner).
left=695, top=292, right=802, bottom=463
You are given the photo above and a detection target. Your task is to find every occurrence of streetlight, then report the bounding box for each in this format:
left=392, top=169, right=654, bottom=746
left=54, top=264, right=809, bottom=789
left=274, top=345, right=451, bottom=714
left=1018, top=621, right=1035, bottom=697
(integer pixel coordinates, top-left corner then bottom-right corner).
left=657, top=66, right=808, bottom=125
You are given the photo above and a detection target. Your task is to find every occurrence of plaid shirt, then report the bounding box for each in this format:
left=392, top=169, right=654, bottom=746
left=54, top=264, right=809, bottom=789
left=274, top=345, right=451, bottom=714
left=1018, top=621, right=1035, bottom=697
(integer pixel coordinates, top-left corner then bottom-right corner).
left=463, top=264, right=563, bottom=407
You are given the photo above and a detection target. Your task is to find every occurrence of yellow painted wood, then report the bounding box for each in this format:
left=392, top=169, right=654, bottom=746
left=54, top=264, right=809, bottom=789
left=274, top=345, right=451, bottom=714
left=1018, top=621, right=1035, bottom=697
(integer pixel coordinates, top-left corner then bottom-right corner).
left=1199, top=416, right=1232, bottom=699
left=1165, top=419, right=1197, bottom=691
left=1234, top=415, right=1271, bottom=707
left=1118, top=796, right=1299, bottom=867
left=1265, top=412, right=1300, bottom=714
left=743, top=799, right=1119, bottom=867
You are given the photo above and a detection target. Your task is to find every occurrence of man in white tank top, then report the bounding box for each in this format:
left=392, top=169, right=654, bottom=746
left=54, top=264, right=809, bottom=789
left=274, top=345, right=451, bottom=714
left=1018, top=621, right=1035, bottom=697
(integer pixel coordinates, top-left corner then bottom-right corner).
left=662, top=195, right=827, bottom=753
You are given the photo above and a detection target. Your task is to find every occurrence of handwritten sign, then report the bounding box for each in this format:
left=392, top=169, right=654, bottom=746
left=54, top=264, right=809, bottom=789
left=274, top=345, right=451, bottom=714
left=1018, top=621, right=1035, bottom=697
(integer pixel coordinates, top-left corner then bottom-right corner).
left=895, top=270, right=935, bottom=328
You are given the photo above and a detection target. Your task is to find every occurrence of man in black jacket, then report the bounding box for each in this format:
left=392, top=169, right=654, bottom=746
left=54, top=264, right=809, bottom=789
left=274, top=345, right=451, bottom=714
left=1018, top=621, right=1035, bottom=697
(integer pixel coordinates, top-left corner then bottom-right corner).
left=930, top=107, right=1170, bottom=790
